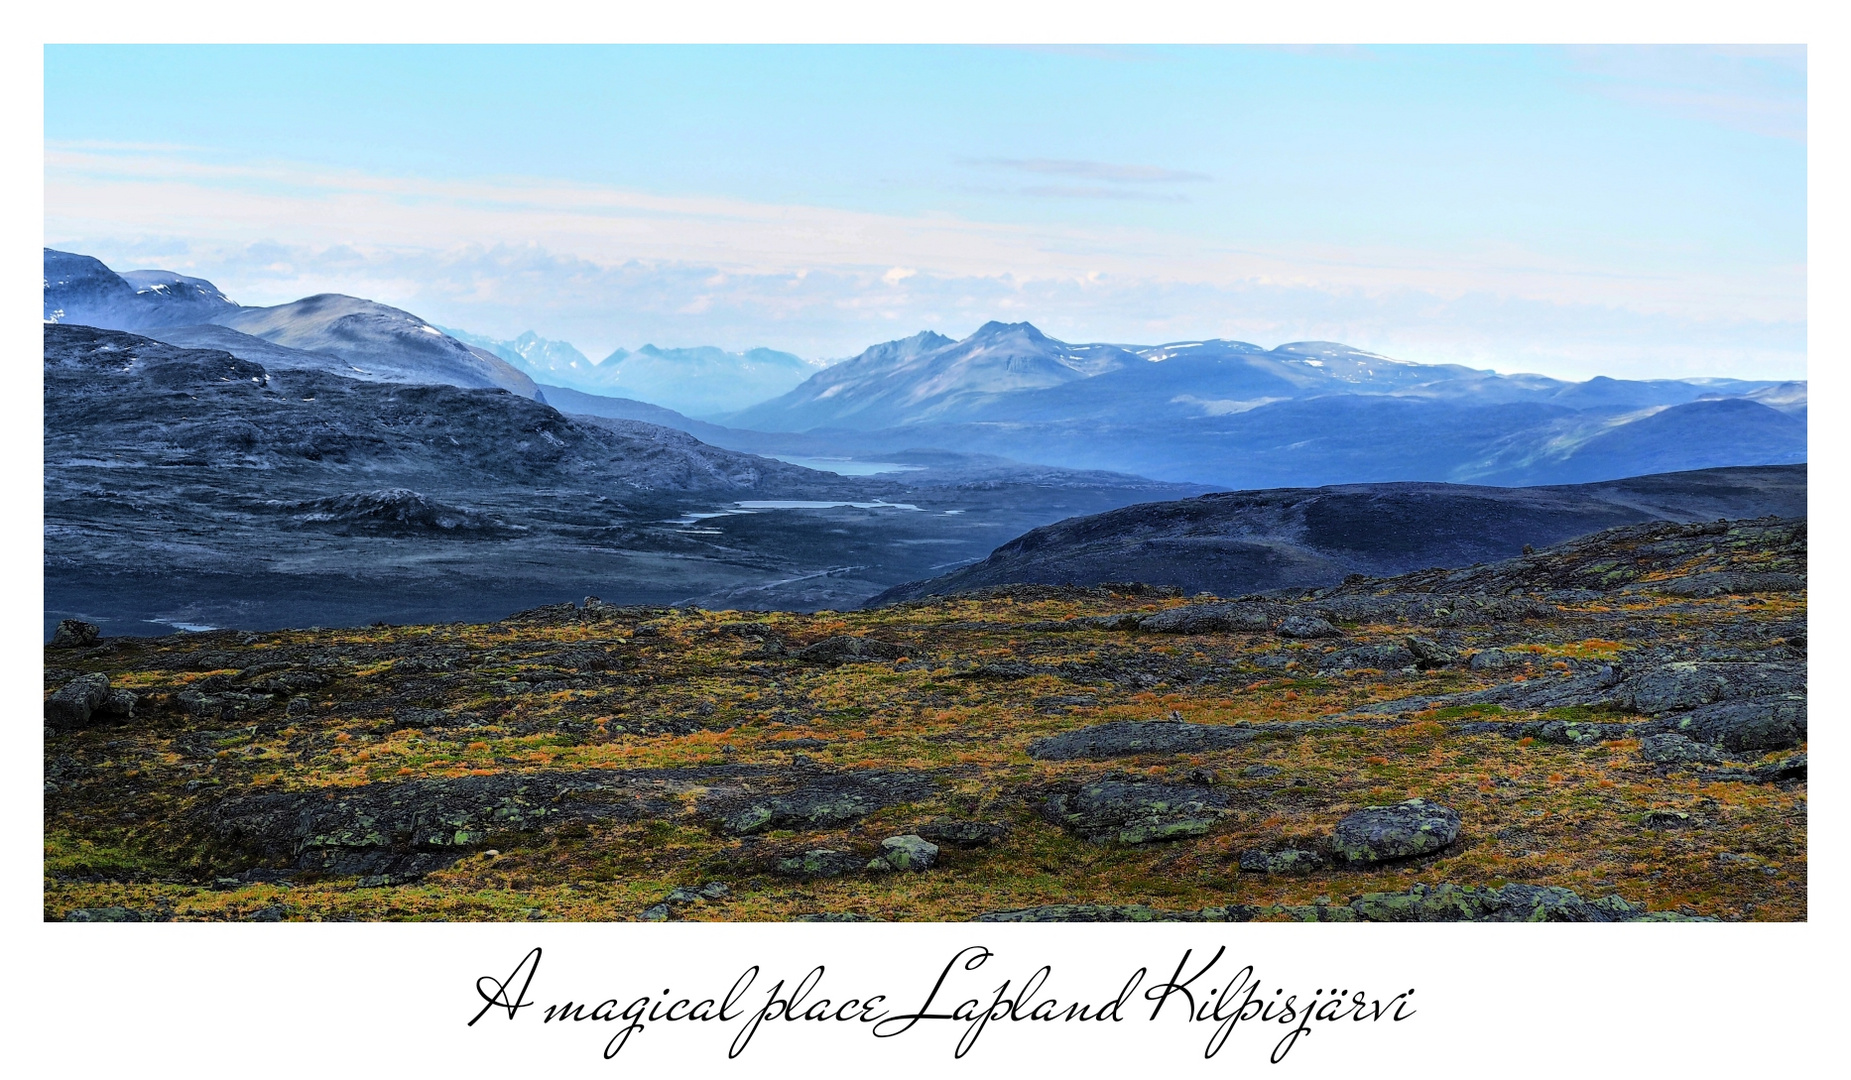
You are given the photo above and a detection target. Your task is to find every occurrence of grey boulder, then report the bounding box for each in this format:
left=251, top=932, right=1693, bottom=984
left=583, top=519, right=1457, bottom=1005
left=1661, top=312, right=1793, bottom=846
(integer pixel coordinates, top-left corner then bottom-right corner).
left=1330, top=799, right=1461, bottom=866
left=45, top=673, right=112, bottom=727
left=1618, top=662, right=1805, bottom=715
left=1042, top=779, right=1230, bottom=844
left=1639, top=733, right=1726, bottom=766
left=1668, top=695, right=1806, bottom=753
left=49, top=619, right=101, bottom=648
left=1027, top=720, right=1252, bottom=761
left=1278, top=615, right=1341, bottom=639
left=1138, top=603, right=1272, bottom=634
left=867, top=835, right=938, bottom=872
left=1238, top=848, right=1325, bottom=874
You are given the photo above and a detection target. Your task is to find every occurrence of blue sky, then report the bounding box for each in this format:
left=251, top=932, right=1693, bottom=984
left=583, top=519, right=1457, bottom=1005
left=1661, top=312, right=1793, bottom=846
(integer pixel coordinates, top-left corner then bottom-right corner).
left=45, top=45, right=1805, bottom=378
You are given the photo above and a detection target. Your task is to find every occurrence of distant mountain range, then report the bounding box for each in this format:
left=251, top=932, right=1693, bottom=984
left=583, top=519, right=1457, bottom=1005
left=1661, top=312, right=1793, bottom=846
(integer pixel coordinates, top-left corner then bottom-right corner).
left=725, top=322, right=1806, bottom=488
left=40, top=247, right=1811, bottom=632
left=44, top=248, right=1807, bottom=490
left=439, top=326, right=819, bottom=418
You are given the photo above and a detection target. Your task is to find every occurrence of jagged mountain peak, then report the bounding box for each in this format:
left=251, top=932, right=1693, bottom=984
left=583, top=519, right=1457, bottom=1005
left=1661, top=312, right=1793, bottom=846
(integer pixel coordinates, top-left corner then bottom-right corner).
left=970, top=319, right=1049, bottom=341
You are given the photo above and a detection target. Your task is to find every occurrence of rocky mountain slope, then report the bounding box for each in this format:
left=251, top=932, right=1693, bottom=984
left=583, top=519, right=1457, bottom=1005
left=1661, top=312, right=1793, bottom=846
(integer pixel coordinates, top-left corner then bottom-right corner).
left=44, top=325, right=1198, bottom=635
left=869, top=465, right=1807, bottom=605
left=44, top=248, right=238, bottom=329
left=45, top=249, right=539, bottom=398
left=212, top=294, right=538, bottom=398
left=43, top=514, right=1804, bottom=922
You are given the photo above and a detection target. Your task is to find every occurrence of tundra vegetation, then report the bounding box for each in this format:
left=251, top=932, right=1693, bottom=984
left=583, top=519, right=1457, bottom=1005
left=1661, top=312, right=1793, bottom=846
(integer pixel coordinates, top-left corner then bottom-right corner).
left=45, top=517, right=1804, bottom=922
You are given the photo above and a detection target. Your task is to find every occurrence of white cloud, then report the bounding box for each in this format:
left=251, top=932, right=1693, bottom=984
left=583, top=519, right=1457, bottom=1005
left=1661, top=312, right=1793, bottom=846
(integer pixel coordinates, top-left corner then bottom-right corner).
left=44, top=143, right=1805, bottom=380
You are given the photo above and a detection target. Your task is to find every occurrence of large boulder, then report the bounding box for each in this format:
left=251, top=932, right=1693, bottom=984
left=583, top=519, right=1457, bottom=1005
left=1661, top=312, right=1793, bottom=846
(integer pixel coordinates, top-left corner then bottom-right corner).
left=1329, top=799, right=1461, bottom=866
left=1042, top=779, right=1230, bottom=844
left=45, top=673, right=111, bottom=727
left=1618, top=662, right=1805, bottom=715
left=867, top=835, right=939, bottom=872
left=1277, top=615, right=1341, bottom=639
left=1639, top=733, right=1726, bottom=766
left=1238, top=848, right=1325, bottom=874
left=1027, top=720, right=1253, bottom=761
left=1467, top=648, right=1525, bottom=671
left=1404, top=636, right=1456, bottom=669
left=1319, top=644, right=1417, bottom=672
left=705, top=770, right=936, bottom=835
left=1668, top=696, right=1806, bottom=752
left=1138, top=603, right=1272, bottom=634
left=795, top=636, right=907, bottom=665
left=49, top=619, right=101, bottom=648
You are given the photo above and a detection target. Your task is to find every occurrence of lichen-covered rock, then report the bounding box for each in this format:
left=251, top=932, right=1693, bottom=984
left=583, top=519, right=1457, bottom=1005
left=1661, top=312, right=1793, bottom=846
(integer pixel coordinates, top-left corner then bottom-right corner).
left=1275, top=882, right=1712, bottom=923
left=1618, top=662, right=1806, bottom=715
left=1533, top=719, right=1615, bottom=746
left=205, top=769, right=685, bottom=879
left=975, top=904, right=1256, bottom=923
left=1404, top=636, right=1456, bottom=670
left=1319, top=643, right=1417, bottom=672
left=98, top=688, right=138, bottom=719
left=1237, top=848, right=1325, bottom=874
left=1329, top=799, right=1461, bottom=866
left=45, top=673, right=111, bottom=728
left=706, top=770, right=936, bottom=835
left=1459, top=665, right=1623, bottom=711
left=1042, top=779, right=1230, bottom=844
left=1467, top=648, right=1523, bottom=671
left=867, top=835, right=938, bottom=872
left=1138, top=603, right=1272, bottom=634
left=1278, top=615, right=1340, bottom=639
left=641, top=881, right=730, bottom=921
left=773, top=850, right=865, bottom=880
left=63, top=906, right=150, bottom=922
left=174, top=689, right=226, bottom=719
left=1652, top=571, right=1805, bottom=597
left=1640, top=733, right=1726, bottom=766
left=49, top=619, right=101, bottom=648
left=1669, top=695, right=1806, bottom=752
left=1027, top=720, right=1252, bottom=761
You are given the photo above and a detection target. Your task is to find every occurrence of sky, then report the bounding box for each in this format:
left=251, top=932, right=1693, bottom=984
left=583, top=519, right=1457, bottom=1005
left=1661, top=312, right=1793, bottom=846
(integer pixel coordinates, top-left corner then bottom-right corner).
left=44, top=44, right=1806, bottom=379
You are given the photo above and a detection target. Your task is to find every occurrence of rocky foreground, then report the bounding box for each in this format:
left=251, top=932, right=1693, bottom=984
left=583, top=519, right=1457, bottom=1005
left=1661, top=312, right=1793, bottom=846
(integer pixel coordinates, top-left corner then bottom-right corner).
left=45, top=517, right=1805, bottom=921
